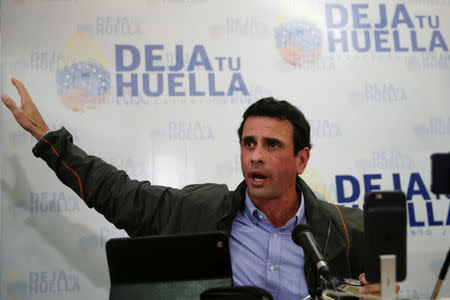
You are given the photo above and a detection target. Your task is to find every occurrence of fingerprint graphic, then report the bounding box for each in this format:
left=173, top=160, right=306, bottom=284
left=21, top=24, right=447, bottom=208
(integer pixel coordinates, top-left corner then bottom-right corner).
left=274, top=19, right=322, bottom=67
left=56, top=33, right=111, bottom=112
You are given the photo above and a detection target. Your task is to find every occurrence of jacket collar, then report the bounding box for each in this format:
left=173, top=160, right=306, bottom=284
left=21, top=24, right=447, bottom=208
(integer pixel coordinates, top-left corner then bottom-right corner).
left=217, top=180, right=246, bottom=233
left=219, top=177, right=346, bottom=264
left=298, top=177, right=347, bottom=264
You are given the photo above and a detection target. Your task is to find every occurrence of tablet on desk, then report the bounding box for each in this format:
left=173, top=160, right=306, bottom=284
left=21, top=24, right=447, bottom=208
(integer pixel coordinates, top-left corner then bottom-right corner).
left=106, top=231, right=233, bottom=300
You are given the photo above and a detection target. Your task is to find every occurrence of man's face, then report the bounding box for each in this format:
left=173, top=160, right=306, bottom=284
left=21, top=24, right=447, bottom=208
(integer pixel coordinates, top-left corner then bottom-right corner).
left=240, top=116, right=309, bottom=202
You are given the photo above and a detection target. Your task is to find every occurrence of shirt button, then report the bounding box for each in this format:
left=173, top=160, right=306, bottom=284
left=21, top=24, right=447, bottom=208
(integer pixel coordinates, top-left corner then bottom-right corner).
left=273, top=233, right=278, bottom=238
left=259, top=214, right=263, bottom=219
left=270, top=266, right=275, bottom=271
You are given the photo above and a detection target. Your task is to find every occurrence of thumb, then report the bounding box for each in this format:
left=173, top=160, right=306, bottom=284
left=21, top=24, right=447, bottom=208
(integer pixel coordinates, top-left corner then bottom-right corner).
left=359, top=272, right=369, bottom=285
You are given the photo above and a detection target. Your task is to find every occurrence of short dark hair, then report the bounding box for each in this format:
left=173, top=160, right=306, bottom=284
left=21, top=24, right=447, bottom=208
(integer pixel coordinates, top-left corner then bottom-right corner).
left=237, top=97, right=312, bottom=154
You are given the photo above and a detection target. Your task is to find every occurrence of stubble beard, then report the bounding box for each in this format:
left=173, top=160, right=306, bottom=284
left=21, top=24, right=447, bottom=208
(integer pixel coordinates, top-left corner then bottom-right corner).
left=247, top=185, right=279, bottom=202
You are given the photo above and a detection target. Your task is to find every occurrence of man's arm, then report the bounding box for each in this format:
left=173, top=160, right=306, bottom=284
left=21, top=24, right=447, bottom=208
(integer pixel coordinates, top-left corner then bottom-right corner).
left=2, top=78, right=181, bottom=236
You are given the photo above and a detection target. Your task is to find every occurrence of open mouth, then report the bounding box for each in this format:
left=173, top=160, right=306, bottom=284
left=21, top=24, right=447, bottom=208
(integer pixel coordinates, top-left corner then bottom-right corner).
left=252, top=174, right=267, bottom=182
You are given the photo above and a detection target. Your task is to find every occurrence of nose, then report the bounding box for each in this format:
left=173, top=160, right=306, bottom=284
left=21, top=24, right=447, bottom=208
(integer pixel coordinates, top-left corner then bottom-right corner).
left=250, top=144, right=265, bottom=164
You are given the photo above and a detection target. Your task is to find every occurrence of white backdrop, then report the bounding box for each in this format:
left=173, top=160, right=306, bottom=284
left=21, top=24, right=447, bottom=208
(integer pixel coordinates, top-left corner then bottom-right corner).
left=1, top=0, right=449, bottom=299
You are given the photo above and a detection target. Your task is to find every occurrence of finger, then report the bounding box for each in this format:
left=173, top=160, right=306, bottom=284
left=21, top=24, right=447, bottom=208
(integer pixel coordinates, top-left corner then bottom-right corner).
left=11, top=77, right=32, bottom=105
left=1, top=94, right=20, bottom=113
left=359, top=273, right=369, bottom=285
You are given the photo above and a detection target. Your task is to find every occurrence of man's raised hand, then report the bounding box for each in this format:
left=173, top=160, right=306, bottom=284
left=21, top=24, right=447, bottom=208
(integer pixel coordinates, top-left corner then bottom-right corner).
left=1, top=78, right=49, bottom=140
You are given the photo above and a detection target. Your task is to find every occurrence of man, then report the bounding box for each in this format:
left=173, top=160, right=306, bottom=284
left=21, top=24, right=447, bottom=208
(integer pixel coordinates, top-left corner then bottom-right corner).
left=2, top=78, right=389, bottom=299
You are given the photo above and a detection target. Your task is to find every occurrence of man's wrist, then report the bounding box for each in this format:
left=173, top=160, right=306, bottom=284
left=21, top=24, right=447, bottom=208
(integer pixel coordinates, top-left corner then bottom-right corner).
left=37, top=129, right=52, bottom=141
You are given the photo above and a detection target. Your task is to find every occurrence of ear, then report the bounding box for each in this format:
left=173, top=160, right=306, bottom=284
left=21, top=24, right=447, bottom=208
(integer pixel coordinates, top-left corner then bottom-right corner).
left=296, top=147, right=310, bottom=175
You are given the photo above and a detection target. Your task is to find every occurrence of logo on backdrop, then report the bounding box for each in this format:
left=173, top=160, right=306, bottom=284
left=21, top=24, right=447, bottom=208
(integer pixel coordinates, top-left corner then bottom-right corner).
left=325, top=3, right=448, bottom=53
left=115, top=44, right=249, bottom=98
left=56, top=33, right=111, bottom=112
left=273, top=3, right=448, bottom=67
left=6, top=271, right=80, bottom=297
left=335, top=172, right=450, bottom=228
left=274, top=19, right=323, bottom=67
left=8, top=192, right=80, bottom=215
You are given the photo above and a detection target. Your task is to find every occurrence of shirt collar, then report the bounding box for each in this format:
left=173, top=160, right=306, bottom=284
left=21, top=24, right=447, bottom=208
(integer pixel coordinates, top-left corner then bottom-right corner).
left=243, top=182, right=306, bottom=227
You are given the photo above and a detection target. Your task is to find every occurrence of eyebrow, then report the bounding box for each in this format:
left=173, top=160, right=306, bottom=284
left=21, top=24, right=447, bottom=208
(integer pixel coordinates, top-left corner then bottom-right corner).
left=242, top=136, right=255, bottom=144
left=265, top=137, right=283, bottom=146
left=242, top=136, right=284, bottom=146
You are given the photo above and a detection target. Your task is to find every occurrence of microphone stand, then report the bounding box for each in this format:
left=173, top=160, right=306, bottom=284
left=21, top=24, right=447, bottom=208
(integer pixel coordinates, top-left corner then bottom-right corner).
left=319, top=272, right=341, bottom=300
left=307, top=260, right=340, bottom=300
left=431, top=247, right=450, bottom=300
left=292, top=224, right=341, bottom=300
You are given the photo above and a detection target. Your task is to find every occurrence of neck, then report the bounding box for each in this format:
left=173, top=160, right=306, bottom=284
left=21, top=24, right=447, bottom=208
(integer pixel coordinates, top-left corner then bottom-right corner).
left=251, top=188, right=300, bottom=228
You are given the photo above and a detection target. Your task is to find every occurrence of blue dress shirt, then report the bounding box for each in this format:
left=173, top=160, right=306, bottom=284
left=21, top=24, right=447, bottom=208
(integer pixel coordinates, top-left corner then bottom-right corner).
left=229, top=190, right=309, bottom=300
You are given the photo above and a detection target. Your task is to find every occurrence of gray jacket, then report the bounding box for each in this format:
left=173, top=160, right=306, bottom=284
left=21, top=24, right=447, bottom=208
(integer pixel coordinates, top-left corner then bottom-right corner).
left=33, top=127, right=365, bottom=295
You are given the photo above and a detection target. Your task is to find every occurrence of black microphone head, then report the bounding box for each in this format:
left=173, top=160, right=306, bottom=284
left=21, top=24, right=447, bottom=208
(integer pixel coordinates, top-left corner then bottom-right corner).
left=292, top=224, right=332, bottom=280
left=291, top=224, right=312, bottom=247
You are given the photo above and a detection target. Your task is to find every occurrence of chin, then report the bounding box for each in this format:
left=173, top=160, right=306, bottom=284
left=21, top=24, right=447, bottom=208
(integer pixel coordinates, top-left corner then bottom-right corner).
left=248, top=189, right=276, bottom=202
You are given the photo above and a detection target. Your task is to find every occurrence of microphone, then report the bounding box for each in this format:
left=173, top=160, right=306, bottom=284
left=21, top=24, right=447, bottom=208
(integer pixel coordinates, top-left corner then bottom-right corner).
left=292, top=224, right=331, bottom=280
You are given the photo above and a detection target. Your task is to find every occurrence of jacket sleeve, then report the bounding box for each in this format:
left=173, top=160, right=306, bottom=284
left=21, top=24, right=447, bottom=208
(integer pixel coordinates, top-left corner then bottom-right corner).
left=32, top=127, right=182, bottom=237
